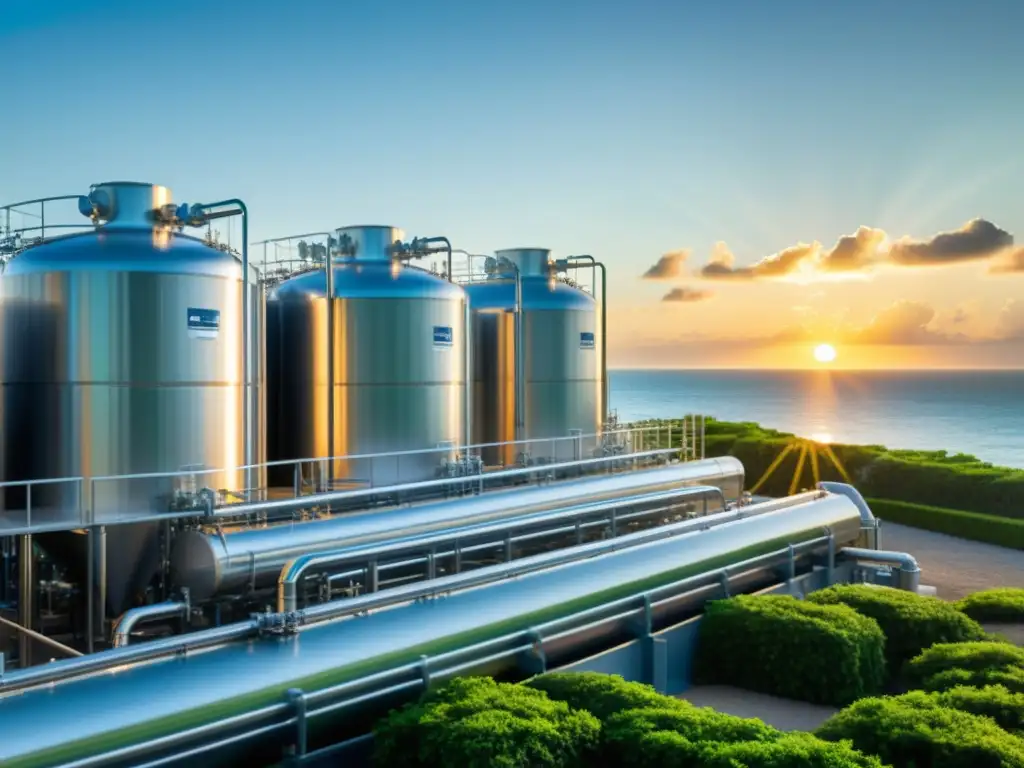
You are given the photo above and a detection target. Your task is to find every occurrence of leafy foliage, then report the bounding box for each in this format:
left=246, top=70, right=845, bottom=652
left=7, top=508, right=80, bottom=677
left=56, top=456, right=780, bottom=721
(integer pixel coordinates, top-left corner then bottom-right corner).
left=604, top=708, right=883, bottom=767
left=524, top=672, right=687, bottom=724
left=906, top=641, right=1024, bottom=693
left=372, top=677, right=600, bottom=767
left=937, top=684, right=1024, bottom=736
left=693, top=594, right=886, bottom=706
left=807, top=584, right=988, bottom=677
left=957, top=588, right=1024, bottom=623
left=816, top=690, right=1024, bottom=768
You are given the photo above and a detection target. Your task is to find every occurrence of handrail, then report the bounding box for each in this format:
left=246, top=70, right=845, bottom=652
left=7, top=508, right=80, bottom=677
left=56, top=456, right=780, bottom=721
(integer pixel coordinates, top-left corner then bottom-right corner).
left=0, top=615, right=83, bottom=659
left=276, top=484, right=728, bottom=611
left=210, top=447, right=682, bottom=520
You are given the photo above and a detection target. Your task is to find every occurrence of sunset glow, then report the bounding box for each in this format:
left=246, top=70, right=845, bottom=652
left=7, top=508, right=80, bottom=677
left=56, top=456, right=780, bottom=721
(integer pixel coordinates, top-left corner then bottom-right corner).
left=813, top=344, right=837, bottom=364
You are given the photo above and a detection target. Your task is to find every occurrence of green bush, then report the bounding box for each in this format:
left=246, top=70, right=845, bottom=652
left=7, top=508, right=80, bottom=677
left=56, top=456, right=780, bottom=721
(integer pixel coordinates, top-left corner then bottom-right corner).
left=957, top=588, right=1024, bottom=622
left=867, top=499, right=1024, bottom=550
left=816, top=691, right=1024, bottom=767
left=906, top=641, right=1024, bottom=693
left=604, top=708, right=882, bottom=767
left=633, top=416, right=1024, bottom=520
left=938, top=685, right=1024, bottom=736
left=524, top=672, right=685, bottom=723
left=693, top=594, right=886, bottom=706
left=372, top=677, right=600, bottom=767
left=807, top=584, right=988, bottom=676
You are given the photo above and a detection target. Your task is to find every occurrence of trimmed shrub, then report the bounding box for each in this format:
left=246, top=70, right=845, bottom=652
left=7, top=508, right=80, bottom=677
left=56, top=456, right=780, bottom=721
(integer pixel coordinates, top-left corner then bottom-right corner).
left=938, top=685, right=1024, bottom=736
left=807, top=584, right=988, bottom=676
left=696, top=733, right=888, bottom=768
left=604, top=708, right=882, bottom=767
left=816, top=691, right=1024, bottom=767
left=867, top=499, right=1024, bottom=550
left=372, top=677, right=600, bottom=767
left=957, top=588, right=1024, bottom=622
left=906, top=641, right=1024, bottom=693
left=693, top=594, right=886, bottom=706
left=524, top=672, right=686, bottom=723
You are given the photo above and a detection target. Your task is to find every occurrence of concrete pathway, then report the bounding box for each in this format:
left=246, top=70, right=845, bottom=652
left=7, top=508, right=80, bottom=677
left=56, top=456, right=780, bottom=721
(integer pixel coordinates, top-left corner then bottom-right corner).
left=679, top=686, right=837, bottom=732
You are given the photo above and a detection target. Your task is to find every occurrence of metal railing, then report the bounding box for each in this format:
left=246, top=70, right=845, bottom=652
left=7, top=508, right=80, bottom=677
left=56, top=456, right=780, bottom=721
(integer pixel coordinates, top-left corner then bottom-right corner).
left=0, top=423, right=704, bottom=536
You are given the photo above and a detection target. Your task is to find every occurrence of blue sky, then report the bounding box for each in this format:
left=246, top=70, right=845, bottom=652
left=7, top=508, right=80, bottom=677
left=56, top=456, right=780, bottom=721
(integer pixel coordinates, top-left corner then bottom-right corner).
left=3, top=0, right=1023, bottom=366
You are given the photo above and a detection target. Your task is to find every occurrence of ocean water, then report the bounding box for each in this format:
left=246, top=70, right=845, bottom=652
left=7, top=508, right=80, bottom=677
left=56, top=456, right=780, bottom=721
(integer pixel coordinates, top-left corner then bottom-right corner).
left=608, top=370, right=1024, bottom=469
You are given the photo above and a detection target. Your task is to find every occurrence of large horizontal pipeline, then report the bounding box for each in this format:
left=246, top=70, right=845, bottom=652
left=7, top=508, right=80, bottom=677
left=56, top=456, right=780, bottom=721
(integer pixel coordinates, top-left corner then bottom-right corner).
left=0, top=492, right=866, bottom=767
left=1, top=488, right=795, bottom=698
left=121, top=484, right=726, bottom=643
left=282, top=489, right=826, bottom=616
left=171, top=456, right=744, bottom=601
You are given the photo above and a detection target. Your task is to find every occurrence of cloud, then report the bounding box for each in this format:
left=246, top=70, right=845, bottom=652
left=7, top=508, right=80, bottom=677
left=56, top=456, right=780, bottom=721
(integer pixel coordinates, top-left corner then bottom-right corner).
left=696, top=219, right=1017, bottom=281
left=700, top=240, right=821, bottom=280
left=989, top=247, right=1024, bottom=274
left=662, top=287, right=712, bottom=303
left=818, top=226, right=888, bottom=272
left=888, top=219, right=1013, bottom=266
left=642, top=250, right=688, bottom=280
left=845, top=300, right=957, bottom=345
left=997, top=299, right=1024, bottom=339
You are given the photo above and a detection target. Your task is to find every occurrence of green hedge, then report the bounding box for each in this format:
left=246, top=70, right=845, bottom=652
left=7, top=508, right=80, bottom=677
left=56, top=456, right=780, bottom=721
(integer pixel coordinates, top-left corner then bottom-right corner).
left=806, top=584, right=988, bottom=677
left=868, top=498, right=1024, bottom=550
left=938, top=685, right=1024, bottom=736
left=816, top=690, right=1024, bottom=767
left=906, top=641, right=1024, bottom=693
left=957, top=588, right=1024, bottom=622
left=632, top=416, right=1024, bottom=520
left=604, top=707, right=882, bottom=767
left=372, top=677, right=600, bottom=767
left=693, top=594, right=886, bottom=706
left=525, top=673, right=687, bottom=724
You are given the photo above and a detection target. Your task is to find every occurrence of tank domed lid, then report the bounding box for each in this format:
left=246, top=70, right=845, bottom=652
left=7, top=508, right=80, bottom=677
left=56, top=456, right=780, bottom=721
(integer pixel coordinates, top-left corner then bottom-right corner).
left=79, top=181, right=175, bottom=229
left=494, top=248, right=551, bottom=277
left=333, top=225, right=405, bottom=262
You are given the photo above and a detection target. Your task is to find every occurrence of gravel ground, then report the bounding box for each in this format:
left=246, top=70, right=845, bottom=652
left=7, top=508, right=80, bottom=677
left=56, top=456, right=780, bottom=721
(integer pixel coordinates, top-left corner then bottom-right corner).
left=878, top=522, right=1024, bottom=601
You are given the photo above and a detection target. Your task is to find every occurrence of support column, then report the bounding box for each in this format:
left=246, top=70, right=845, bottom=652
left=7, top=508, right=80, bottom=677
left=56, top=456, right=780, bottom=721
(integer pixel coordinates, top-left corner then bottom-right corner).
left=18, top=534, right=33, bottom=667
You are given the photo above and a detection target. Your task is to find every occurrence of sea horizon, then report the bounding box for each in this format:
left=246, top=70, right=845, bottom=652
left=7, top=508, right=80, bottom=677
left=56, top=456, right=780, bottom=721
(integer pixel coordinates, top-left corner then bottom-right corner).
left=608, top=368, right=1024, bottom=469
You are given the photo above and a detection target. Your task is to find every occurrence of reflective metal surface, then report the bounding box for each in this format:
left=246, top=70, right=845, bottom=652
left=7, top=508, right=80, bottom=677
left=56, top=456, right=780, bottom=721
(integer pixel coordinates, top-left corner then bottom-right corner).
left=0, top=182, right=265, bottom=612
left=266, top=225, right=467, bottom=487
left=171, top=456, right=744, bottom=601
left=0, top=493, right=861, bottom=768
left=466, top=248, right=601, bottom=466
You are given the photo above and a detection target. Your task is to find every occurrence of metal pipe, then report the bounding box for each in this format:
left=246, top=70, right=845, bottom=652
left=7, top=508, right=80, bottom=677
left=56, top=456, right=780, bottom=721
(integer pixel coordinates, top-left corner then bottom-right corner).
left=513, top=261, right=525, bottom=443
left=112, top=598, right=191, bottom=648
left=0, top=488, right=812, bottom=697
left=277, top=484, right=728, bottom=611
left=0, top=615, right=83, bottom=659
left=840, top=547, right=921, bottom=592
left=463, top=296, right=472, bottom=450
left=17, top=535, right=32, bottom=667
left=561, top=256, right=607, bottom=424
left=816, top=481, right=874, bottom=547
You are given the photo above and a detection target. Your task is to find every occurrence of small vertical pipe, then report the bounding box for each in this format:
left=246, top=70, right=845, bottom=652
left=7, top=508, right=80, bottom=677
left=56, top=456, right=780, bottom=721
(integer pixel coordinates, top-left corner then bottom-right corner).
left=98, top=526, right=107, bottom=644
left=326, top=235, right=335, bottom=487
left=464, top=296, right=472, bottom=452
left=513, top=263, right=524, bottom=444
left=86, top=526, right=94, bottom=654
left=18, top=534, right=32, bottom=667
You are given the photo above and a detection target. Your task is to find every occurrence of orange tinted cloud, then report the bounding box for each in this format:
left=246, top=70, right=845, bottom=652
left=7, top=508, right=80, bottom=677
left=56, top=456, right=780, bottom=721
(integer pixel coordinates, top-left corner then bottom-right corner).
left=662, top=287, right=712, bottom=302
left=642, top=250, right=689, bottom=279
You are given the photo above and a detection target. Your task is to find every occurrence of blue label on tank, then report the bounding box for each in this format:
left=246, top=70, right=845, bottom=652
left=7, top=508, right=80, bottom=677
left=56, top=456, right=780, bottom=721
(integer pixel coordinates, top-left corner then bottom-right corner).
left=580, top=332, right=595, bottom=350
left=433, top=325, right=454, bottom=348
left=188, top=307, right=220, bottom=340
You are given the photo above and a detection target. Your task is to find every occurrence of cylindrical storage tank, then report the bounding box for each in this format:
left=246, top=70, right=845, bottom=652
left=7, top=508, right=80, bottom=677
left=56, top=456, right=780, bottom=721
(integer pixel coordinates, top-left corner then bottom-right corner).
left=465, top=248, right=601, bottom=467
left=267, top=225, right=466, bottom=487
left=0, top=181, right=265, bottom=612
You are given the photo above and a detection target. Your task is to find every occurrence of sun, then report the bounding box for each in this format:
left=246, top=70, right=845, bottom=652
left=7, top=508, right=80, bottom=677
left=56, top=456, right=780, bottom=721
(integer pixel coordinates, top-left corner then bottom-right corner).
left=813, top=343, right=837, bottom=364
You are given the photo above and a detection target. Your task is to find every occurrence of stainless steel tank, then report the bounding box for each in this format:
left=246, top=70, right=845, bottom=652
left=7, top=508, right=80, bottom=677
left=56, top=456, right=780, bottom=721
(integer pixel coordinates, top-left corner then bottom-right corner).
left=266, top=225, right=467, bottom=487
left=465, top=248, right=601, bottom=466
left=0, top=181, right=265, bottom=612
